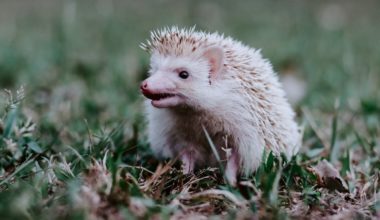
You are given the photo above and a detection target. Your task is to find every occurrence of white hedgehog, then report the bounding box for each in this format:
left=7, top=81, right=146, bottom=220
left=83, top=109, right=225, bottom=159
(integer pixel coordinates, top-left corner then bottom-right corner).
left=140, top=27, right=301, bottom=185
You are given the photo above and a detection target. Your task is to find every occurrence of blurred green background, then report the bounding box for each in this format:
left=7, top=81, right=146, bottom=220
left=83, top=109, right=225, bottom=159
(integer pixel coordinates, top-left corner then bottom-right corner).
left=1, top=1, right=380, bottom=219
left=1, top=0, right=379, bottom=118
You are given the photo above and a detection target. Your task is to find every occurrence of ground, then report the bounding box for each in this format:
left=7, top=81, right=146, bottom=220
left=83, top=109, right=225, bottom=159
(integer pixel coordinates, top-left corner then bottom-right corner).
left=0, top=0, right=379, bottom=219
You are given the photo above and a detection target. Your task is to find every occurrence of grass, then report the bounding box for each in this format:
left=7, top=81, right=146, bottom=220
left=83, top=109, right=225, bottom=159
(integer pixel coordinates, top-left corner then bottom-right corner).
left=0, top=0, right=379, bottom=219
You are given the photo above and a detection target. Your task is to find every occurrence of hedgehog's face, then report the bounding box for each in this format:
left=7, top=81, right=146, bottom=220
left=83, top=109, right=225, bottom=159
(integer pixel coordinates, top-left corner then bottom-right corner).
left=141, top=46, right=224, bottom=109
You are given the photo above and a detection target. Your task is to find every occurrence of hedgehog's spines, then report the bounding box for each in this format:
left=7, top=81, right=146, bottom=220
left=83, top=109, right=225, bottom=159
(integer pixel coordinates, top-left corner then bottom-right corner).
left=142, top=26, right=207, bottom=54
left=142, top=26, right=254, bottom=69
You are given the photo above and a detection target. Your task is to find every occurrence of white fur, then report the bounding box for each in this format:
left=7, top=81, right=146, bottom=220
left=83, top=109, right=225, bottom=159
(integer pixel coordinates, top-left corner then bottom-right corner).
left=142, top=27, right=301, bottom=175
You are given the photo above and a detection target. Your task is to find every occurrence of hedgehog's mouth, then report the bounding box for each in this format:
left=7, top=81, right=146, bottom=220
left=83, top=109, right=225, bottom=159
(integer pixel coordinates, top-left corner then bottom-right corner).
left=143, top=93, right=176, bottom=101
left=141, top=89, right=182, bottom=108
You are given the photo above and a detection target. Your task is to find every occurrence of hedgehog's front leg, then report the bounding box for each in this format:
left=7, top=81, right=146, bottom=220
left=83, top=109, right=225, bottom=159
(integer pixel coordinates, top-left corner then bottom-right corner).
left=225, top=149, right=239, bottom=186
left=181, top=149, right=195, bottom=174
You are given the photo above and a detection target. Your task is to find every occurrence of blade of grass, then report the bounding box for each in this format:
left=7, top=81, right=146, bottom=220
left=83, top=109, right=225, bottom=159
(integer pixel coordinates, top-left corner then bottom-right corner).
left=329, top=110, right=338, bottom=162
left=84, top=119, right=93, bottom=153
left=269, top=162, right=283, bottom=207
left=301, top=107, right=330, bottom=152
left=65, top=145, right=85, bottom=162
left=3, top=107, right=17, bottom=139
left=0, top=154, right=38, bottom=186
left=202, top=125, right=229, bottom=185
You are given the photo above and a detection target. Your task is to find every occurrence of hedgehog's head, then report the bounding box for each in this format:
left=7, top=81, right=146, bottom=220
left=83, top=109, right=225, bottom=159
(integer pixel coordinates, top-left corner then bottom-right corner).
left=140, top=28, right=225, bottom=109
left=140, top=46, right=224, bottom=109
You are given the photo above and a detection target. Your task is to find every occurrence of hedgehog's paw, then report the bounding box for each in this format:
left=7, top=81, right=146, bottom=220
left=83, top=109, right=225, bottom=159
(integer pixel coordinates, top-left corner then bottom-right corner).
left=225, top=150, right=239, bottom=186
left=181, top=150, right=195, bottom=174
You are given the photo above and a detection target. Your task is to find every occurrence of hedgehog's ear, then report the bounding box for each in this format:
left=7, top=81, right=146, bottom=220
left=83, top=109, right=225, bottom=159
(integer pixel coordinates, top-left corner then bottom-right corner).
left=203, top=46, right=224, bottom=80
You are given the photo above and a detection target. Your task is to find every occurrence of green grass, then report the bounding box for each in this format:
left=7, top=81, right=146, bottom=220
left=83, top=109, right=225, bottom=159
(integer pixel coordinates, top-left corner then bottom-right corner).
left=0, top=0, right=379, bottom=219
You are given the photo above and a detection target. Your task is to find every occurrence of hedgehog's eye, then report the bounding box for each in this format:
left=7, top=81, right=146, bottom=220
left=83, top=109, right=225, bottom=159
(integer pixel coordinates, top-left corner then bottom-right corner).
left=178, top=71, right=189, bottom=79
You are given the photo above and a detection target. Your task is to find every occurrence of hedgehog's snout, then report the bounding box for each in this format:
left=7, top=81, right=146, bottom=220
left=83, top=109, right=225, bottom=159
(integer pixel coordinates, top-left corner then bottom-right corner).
left=140, top=80, right=153, bottom=98
left=140, top=80, right=148, bottom=92
left=140, top=79, right=176, bottom=101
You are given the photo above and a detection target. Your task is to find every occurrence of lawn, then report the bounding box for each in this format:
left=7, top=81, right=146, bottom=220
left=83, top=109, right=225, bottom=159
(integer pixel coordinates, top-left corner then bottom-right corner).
left=0, top=0, right=379, bottom=219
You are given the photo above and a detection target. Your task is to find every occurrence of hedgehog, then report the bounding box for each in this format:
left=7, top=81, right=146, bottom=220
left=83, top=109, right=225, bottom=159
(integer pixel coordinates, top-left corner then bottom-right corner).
left=139, top=27, right=301, bottom=185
